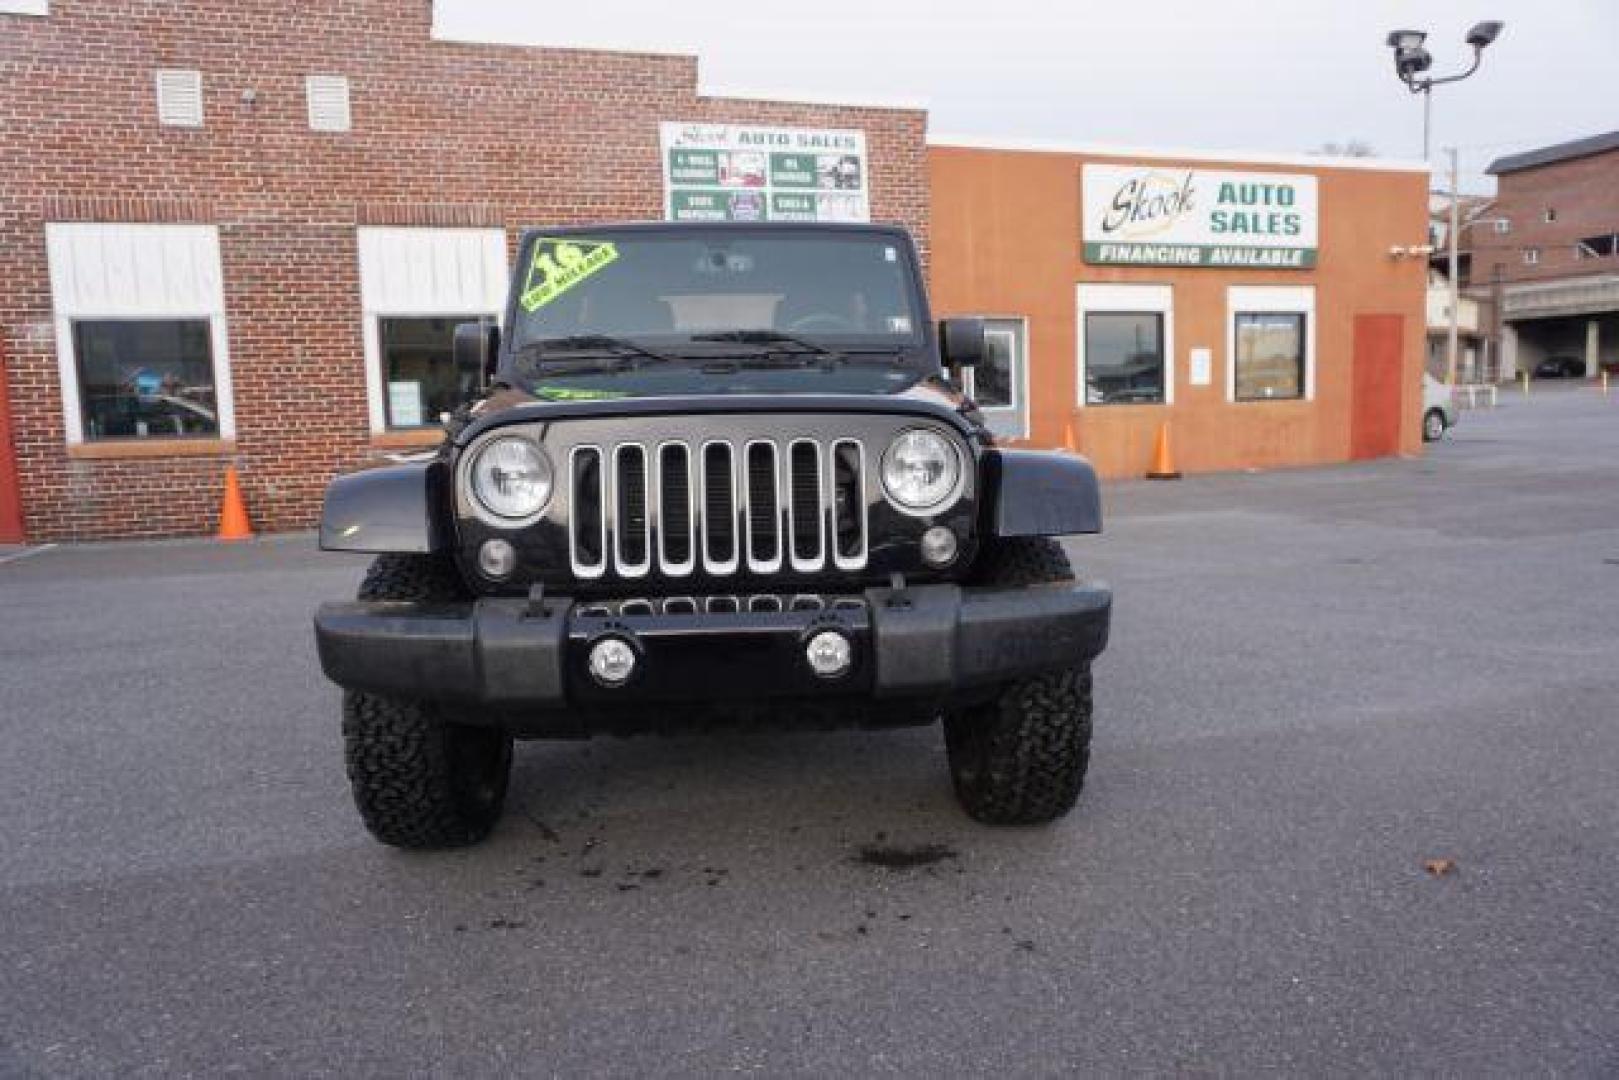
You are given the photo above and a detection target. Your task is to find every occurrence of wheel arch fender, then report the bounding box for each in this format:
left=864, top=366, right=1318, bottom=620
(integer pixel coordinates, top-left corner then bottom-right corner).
left=319, top=460, right=452, bottom=553
left=980, top=448, right=1103, bottom=538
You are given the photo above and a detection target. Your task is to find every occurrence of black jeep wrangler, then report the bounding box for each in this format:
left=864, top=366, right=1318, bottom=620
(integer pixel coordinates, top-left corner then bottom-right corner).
left=314, top=222, right=1111, bottom=848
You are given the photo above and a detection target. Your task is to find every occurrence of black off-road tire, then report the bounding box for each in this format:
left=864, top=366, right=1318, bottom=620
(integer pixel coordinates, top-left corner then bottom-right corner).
left=1422, top=408, right=1447, bottom=443
left=343, top=554, right=514, bottom=849
left=945, top=537, right=1094, bottom=826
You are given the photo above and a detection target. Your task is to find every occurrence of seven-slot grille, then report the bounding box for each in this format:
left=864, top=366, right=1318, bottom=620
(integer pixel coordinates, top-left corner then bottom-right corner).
left=569, top=437, right=868, bottom=580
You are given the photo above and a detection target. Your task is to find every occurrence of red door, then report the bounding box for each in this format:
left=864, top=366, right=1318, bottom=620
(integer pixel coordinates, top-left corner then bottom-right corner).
left=1351, top=314, right=1405, bottom=460
left=0, top=332, right=26, bottom=544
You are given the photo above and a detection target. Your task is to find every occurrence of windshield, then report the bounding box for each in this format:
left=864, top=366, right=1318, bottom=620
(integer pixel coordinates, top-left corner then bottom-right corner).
left=509, top=230, right=924, bottom=357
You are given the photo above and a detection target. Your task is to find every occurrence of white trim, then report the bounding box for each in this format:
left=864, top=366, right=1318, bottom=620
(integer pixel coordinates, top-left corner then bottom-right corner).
left=44, top=223, right=234, bottom=445
left=0, top=0, right=50, bottom=15
left=1076, top=283, right=1175, bottom=408
left=931, top=132, right=1431, bottom=175
left=698, top=84, right=928, bottom=111
left=1225, top=285, right=1317, bottom=403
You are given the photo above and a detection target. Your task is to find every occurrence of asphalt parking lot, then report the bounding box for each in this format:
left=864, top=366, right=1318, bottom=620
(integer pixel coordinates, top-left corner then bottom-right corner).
left=3, top=386, right=1617, bottom=1076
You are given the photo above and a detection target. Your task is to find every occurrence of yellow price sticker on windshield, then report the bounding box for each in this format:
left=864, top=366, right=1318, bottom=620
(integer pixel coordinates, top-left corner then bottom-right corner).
left=519, top=238, right=619, bottom=312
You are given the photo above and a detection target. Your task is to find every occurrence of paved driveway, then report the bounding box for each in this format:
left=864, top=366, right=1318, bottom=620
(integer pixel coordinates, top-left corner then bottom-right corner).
left=3, top=388, right=1616, bottom=1076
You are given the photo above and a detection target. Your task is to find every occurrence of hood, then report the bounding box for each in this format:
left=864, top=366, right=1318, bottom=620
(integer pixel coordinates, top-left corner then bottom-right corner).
left=455, top=364, right=983, bottom=446
left=514, top=360, right=932, bottom=401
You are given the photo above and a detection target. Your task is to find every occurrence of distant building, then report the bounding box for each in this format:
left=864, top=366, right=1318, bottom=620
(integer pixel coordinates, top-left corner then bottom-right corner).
left=1460, top=130, right=1619, bottom=381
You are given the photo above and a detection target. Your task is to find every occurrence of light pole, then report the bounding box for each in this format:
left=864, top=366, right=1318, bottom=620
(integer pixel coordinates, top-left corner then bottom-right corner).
left=1386, top=21, right=1504, bottom=160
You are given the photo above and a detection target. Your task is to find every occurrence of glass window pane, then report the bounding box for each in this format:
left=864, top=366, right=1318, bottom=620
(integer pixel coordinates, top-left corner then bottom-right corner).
left=1085, top=312, right=1164, bottom=405
left=976, top=330, right=1015, bottom=408
left=1234, top=313, right=1305, bottom=400
left=380, top=316, right=486, bottom=429
left=73, top=320, right=218, bottom=441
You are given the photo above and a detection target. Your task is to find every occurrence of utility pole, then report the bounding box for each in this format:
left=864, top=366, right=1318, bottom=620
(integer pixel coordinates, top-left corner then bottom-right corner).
left=1423, top=87, right=1432, bottom=160
left=1447, top=147, right=1461, bottom=387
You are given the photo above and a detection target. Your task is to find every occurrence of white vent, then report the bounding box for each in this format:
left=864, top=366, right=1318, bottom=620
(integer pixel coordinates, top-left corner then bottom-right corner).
left=155, top=69, right=204, bottom=128
left=305, top=75, right=351, bottom=133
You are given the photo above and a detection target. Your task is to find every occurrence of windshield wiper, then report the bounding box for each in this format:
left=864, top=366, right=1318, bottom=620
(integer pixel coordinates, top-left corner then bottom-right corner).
left=689, top=329, right=846, bottom=367
left=514, top=334, right=681, bottom=371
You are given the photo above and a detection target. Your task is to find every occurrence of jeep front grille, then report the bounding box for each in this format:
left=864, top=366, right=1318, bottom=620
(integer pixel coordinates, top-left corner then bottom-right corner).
left=569, top=437, right=867, bottom=580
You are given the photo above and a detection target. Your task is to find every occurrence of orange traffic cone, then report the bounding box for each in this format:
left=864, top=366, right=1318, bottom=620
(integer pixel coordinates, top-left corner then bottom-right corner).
left=216, top=465, right=254, bottom=540
left=1146, top=422, right=1181, bottom=480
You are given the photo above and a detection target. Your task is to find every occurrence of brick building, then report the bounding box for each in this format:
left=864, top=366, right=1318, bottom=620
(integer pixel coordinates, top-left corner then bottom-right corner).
left=1461, top=130, right=1619, bottom=381
left=1, top=2, right=1431, bottom=543
left=0, top=0, right=926, bottom=541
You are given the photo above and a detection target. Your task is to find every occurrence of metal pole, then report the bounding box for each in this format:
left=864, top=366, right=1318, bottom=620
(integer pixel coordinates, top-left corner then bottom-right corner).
left=1447, top=147, right=1461, bottom=387
left=1423, top=86, right=1432, bottom=160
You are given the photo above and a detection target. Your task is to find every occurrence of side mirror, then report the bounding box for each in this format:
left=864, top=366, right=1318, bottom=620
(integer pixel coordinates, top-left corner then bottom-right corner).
left=939, top=317, right=986, bottom=370
left=454, top=320, right=501, bottom=387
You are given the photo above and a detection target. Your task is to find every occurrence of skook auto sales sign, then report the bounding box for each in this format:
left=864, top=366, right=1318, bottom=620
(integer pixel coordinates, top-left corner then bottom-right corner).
left=1082, top=164, right=1318, bottom=268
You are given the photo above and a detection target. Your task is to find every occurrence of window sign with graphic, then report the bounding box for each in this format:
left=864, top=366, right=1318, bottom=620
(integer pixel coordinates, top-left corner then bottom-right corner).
left=661, top=122, right=870, bottom=224
left=1082, top=164, right=1318, bottom=268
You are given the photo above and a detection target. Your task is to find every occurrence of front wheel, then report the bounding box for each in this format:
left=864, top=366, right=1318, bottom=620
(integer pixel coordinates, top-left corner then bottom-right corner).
left=946, top=537, right=1094, bottom=825
left=1423, top=408, right=1447, bottom=443
left=945, top=666, right=1093, bottom=825
left=343, top=691, right=512, bottom=849
left=342, top=554, right=513, bottom=849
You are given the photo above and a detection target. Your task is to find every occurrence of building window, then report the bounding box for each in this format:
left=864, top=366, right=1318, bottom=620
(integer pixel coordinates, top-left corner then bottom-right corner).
left=1543, top=208, right=1556, bottom=223
left=1233, top=313, right=1306, bottom=401
left=379, top=316, right=484, bottom=428
left=305, top=75, right=351, bottom=132
left=356, top=227, right=508, bottom=437
left=1084, top=313, right=1165, bottom=405
left=1226, top=285, right=1315, bottom=403
left=45, top=223, right=235, bottom=448
left=72, top=320, right=219, bottom=440
left=1523, top=247, right=1540, bottom=265
left=961, top=317, right=1028, bottom=438
left=155, top=69, right=204, bottom=127
left=1577, top=234, right=1616, bottom=259
left=1077, top=284, right=1173, bottom=406
left=1493, top=218, right=1510, bottom=235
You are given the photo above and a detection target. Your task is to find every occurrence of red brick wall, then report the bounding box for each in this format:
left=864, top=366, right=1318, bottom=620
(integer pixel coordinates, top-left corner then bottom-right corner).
left=1468, top=149, right=1619, bottom=287
left=0, top=1, right=929, bottom=540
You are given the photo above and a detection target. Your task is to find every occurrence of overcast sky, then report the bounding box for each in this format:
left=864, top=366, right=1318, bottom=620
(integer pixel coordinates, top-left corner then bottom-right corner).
left=435, top=0, right=1617, bottom=194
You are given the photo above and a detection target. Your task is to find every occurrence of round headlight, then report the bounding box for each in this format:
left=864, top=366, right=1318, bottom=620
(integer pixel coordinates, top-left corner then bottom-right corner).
left=470, top=437, right=552, bottom=520
left=881, top=428, right=962, bottom=512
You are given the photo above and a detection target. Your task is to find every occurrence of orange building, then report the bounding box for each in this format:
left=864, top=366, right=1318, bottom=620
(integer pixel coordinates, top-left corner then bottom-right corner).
left=929, top=138, right=1432, bottom=478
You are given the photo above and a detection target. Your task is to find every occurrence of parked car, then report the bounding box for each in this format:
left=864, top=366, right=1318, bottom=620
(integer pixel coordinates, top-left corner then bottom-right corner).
left=314, top=222, right=1113, bottom=849
left=1534, top=356, right=1586, bottom=379
left=1423, top=374, right=1459, bottom=442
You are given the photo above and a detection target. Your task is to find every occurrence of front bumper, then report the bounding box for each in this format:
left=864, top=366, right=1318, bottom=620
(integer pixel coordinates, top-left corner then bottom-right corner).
left=314, top=582, right=1111, bottom=709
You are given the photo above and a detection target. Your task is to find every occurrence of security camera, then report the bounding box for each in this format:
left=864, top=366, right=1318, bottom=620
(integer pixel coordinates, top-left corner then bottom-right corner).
left=1394, top=45, right=1433, bottom=79
left=1465, top=20, right=1503, bottom=48
left=1385, top=29, right=1427, bottom=50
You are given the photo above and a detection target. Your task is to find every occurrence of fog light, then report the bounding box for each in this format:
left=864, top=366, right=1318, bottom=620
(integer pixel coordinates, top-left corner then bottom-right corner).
left=920, top=525, right=958, bottom=567
left=478, top=538, right=516, bottom=578
left=805, top=630, right=853, bottom=679
left=588, top=637, right=637, bottom=687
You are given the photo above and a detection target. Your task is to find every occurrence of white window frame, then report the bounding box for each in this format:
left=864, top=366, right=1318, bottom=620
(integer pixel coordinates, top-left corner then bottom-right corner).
left=1522, top=247, right=1540, bottom=266
left=1493, top=218, right=1510, bottom=235
left=1076, top=283, right=1174, bottom=407
left=45, top=223, right=236, bottom=446
left=960, top=315, right=1028, bottom=439
left=1226, top=285, right=1316, bottom=404
left=356, top=227, right=508, bottom=435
